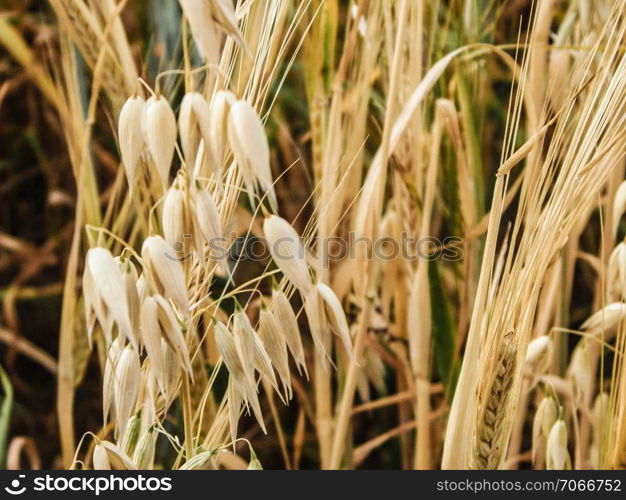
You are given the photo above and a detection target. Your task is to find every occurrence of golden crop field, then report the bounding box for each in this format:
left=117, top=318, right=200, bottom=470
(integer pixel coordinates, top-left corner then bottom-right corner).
left=0, top=0, right=625, bottom=470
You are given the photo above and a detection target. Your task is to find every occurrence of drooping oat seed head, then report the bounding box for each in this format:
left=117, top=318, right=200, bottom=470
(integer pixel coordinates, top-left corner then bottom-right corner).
left=546, top=419, right=571, bottom=470
left=93, top=443, right=111, bottom=470
left=103, top=338, right=123, bottom=427
left=119, top=409, right=142, bottom=457
left=98, top=441, right=138, bottom=470
left=132, top=425, right=156, bottom=470
left=84, top=247, right=135, bottom=349
left=316, top=282, right=356, bottom=362
left=139, top=296, right=167, bottom=392
left=153, top=294, right=192, bottom=377
left=113, top=345, right=141, bottom=438
left=228, top=100, right=277, bottom=210
left=178, top=0, right=220, bottom=66
left=263, top=215, right=312, bottom=293
left=581, top=302, right=626, bottom=334
left=141, top=236, right=190, bottom=315
left=208, top=90, right=235, bottom=176
left=143, top=95, right=177, bottom=191
left=192, top=182, right=229, bottom=276
left=613, top=180, right=626, bottom=236
left=532, top=395, right=557, bottom=464
left=271, top=288, right=307, bottom=377
left=178, top=92, right=212, bottom=167
left=233, top=308, right=280, bottom=397
left=259, top=306, right=291, bottom=400
left=214, top=320, right=266, bottom=433
left=118, top=95, right=145, bottom=190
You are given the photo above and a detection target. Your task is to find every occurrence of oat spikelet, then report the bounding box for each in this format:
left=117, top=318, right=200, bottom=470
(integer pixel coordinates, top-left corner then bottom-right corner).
left=141, top=236, right=190, bottom=314
left=114, top=345, right=141, bottom=438
left=93, top=444, right=111, bottom=470
left=143, top=95, right=177, bottom=191
left=316, top=282, right=356, bottom=362
left=271, top=288, right=307, bottom=377
left=207, top=90, right=235, bottom=177
left=228, top=100, right=277, bottom=210
left=263, top=215, right=312, bottom=293
left=118, top=96, right=145, bottom=190
left=178, top=92, right=211, bottom=167
left=472, top=333, right=516, bottom=469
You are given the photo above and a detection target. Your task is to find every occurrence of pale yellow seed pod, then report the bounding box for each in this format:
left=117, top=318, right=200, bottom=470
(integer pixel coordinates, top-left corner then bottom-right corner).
left=607, top=243, right=626, bottom=300
left=179, top=92, right=212, bottom=167
left=271, top=289, right=307, bottom=377
left=179, top=92, right=201, bottom=166
left=118, top=256, right=140, bottom=335
left=162, top=180, right=186, bottom=248
left=208, top=90, right=235, bottom=171
left=118, top=96, right=145, bottom=190
left=132, top=426, right=156, bottom=470
left=233, top=311, right=278, bottom=395
left=192, top=185, right=229, bottom=276
left=247, top=445, right=263, bottom=470
left=215, top=321, right=247, bottom=390
left=546, top=420, right=571, bottom=470
left=178, top=0, right=220, bottom=66
left=139, top=296, right=167, bottom=392
left=93, top=444, right=111, bottom=470
left=143, top=95, right=177, bottom=190
left=114, top=345, right=141, bottom=438
left=259, top=307, right=291, bottom=399
left=228, top=100, right=277, bottom=210
left=211, top=0, right=246, bottom=47
left=567, top=341, right=594, bottom=405
left=231, top=310, right=257, bottom=376
left=227, top=377, right=242, bottom=445
left=215, top=321, right=266, bottom=432
left=85, top=247, right=135, bottom=348
left=119, top=410, right=142, bottom=457
left=263, top=216, right=312, bottom=293
left=581, top=302, right=626, bottom=334
left=532, top=396, right=557, bottom=463
left=153, top=294, right=192, bottom=376
left=103, top=338, right=123, bottom=427
left=613, top=180, right=626, bottom=236
left=525, top=335, right=552, bottom=376
left=98, top=441, right=137, bottom=470
left=141, top=236, right=189, bottom=314
left=590, top=393, right=610, bottom=468
left=136, top=273, right=148, bottom=303
left=316, top=282, right=356, bottom=362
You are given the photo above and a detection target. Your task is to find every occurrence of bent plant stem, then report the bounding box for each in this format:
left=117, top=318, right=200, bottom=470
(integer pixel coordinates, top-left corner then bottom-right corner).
left=328, top=299, right=371, bottom=469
